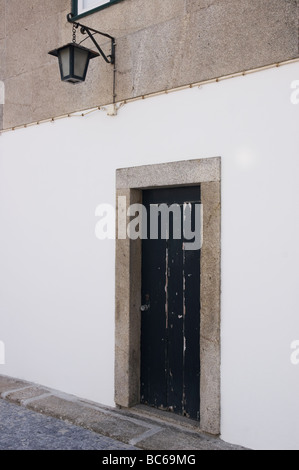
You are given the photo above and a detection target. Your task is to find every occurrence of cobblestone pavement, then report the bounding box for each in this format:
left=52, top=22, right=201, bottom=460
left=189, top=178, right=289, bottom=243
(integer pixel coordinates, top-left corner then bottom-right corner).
left=0, top=399, right=136, bottom=450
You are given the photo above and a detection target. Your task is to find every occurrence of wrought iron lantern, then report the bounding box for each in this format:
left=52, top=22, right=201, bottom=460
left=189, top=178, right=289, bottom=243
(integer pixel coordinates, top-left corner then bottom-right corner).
left=49, top=14, right=115, bottom=87
left=48, top=42, right=99, bottom=84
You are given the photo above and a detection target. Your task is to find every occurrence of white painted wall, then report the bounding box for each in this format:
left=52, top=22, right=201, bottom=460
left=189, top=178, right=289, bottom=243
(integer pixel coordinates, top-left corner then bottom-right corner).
left=0, top=62, right=298, bottom=450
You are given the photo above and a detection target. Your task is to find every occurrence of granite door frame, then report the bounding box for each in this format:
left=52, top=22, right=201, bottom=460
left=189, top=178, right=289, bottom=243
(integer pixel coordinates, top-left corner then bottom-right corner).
left=115, top=157, right=221, bottom=435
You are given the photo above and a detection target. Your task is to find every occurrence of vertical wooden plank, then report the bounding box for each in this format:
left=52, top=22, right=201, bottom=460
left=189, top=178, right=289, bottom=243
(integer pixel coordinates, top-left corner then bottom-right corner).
left=167, top=234, right=184, bottom=415
left=184, top=202, right=201, bottom=420
left=141, top=194, right=167, bottom=409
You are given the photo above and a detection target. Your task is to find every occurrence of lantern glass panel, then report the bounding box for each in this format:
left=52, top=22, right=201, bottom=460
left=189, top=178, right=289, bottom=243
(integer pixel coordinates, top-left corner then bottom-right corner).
left=60, top=47, right=71, bottom=78
left=74, top=47, right=90, bottom=78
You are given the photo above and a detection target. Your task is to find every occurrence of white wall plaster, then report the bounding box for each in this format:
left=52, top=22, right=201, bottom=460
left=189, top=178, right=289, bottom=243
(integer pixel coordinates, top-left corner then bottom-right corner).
left=0, top=62, right=298, bottom=450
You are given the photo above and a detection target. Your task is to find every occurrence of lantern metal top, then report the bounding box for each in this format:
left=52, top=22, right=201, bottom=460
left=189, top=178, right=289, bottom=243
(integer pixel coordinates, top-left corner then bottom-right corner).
left=48, top=42, right=100, bottom=60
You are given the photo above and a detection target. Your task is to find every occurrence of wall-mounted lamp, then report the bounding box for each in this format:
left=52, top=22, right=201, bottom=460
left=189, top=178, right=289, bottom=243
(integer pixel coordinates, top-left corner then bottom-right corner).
left=49, top=14, right=116, bottom=99
left=48, top=42, right=100, bottom=84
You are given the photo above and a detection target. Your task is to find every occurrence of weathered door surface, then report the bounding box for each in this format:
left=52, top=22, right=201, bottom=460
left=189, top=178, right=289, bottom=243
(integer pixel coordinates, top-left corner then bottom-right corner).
left=141, top=186, right=201, bottom=421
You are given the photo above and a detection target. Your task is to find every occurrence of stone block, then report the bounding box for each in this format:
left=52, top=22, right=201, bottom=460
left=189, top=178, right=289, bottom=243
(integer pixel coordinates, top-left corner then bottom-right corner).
left=5, top=13, right=59, bottom=79
left=3, top=386, right=50, bottom=405
left=137, top=426, right=233, bottom=451
left=3, top=72, right=33, bottom=127
left=0, top=376, right=29, bottom=394
left=5, top=0, right=68, bottom=36
left=28, top=395, right=149, bottom=444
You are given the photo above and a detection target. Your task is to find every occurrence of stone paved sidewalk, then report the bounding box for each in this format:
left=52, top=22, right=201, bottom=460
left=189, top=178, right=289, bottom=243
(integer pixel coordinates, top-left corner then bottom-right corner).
left=0, top=375, right=246, bottom=451
left=0, top=399, right=136, bottom=450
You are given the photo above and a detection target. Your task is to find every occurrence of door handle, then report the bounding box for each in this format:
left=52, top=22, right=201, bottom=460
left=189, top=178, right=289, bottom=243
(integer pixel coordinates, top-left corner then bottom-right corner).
left=141, top=304, right=150, bottom=312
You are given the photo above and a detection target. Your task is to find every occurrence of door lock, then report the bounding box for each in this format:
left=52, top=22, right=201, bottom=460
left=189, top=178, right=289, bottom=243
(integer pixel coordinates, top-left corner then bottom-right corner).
left=141, top=294, right=150, bottom=312
left=141, top=304, right=150, bottom=312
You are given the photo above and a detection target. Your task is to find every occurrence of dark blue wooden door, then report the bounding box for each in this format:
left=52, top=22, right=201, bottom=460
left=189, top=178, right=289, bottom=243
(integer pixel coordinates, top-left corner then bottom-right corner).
left=141, top=187, right=201, bottom=421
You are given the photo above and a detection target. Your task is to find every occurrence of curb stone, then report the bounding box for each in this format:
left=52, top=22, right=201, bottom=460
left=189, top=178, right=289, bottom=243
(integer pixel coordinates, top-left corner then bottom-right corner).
left=0, top=375, right=247, bottom=450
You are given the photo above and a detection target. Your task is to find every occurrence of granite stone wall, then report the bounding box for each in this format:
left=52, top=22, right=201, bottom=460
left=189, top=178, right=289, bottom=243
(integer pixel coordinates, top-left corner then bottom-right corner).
left=0, top=0, right=298, bottom=129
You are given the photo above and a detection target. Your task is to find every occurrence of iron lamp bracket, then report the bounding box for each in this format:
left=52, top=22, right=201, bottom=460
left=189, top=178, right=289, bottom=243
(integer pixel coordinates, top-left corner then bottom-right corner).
left=67, top=13, right=115, bottom=65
